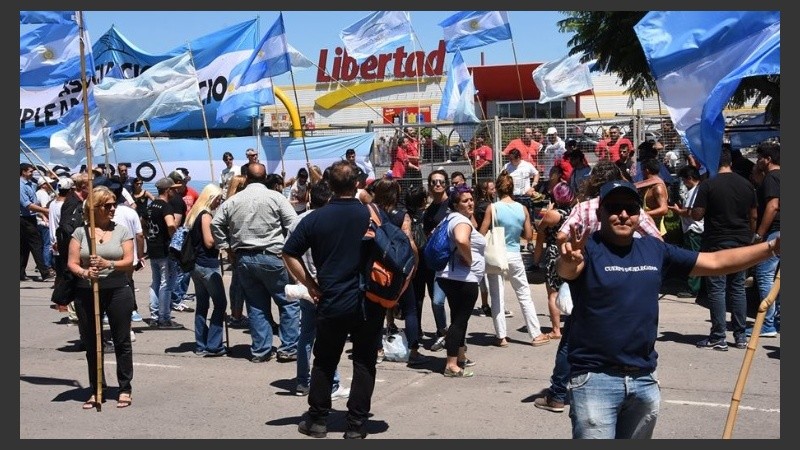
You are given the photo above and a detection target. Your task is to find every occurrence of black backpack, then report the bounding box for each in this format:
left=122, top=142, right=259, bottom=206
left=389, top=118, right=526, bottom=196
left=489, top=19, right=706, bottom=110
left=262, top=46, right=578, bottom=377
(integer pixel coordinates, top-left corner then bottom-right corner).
left=410, top=214, right=427, bottom=252
left=361, top=204, right=416, bottom=309
left=169, top=226, right=196, bottom=273
left=56, top=195, right=84, bottom=253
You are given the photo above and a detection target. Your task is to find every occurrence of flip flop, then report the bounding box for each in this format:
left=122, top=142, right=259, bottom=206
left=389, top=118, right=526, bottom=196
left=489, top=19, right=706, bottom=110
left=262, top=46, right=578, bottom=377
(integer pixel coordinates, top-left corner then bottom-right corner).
left=117, top=393, right=132, bottom=409
left=82, top=396, right=97, bottom=410
left=532, top=334, right=552, bottom=347
left=443, top=367, right=474, bottom=378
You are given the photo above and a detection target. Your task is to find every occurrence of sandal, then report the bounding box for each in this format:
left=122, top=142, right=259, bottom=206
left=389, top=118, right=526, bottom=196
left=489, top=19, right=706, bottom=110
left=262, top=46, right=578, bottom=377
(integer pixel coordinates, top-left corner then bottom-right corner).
left=532, top=334, right=552, bottom=347
left=117, top=393, right=132, bottom=409
left=82, top=396, right=97, bottom=410
left=547, top=332, right=562, bottom=340
left=495, top=338, right=509, bottom=348
left=443, top=367, right=474, bottom=378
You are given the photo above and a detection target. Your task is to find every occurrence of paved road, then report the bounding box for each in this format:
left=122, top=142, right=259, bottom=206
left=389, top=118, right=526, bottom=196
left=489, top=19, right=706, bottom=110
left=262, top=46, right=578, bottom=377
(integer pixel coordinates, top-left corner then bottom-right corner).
left=20, top=259, right=780, bottom=439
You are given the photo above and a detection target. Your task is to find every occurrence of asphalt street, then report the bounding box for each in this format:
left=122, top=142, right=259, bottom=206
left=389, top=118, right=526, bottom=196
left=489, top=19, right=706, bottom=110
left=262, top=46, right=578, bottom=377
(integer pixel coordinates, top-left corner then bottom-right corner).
left=19, top=258, right=780, bottom=439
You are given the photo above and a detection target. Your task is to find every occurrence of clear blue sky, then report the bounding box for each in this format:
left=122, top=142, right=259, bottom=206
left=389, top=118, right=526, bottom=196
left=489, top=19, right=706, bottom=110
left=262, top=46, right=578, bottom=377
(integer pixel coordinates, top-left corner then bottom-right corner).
left=78, top=11, right=575, bottom=84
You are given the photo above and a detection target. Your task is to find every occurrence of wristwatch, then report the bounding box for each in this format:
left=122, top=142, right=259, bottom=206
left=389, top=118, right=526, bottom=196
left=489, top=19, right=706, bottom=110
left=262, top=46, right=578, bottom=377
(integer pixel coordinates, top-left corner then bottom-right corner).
left=753, top=233, right=763, bottom=243
left=109, top=261, right=116, bottom=271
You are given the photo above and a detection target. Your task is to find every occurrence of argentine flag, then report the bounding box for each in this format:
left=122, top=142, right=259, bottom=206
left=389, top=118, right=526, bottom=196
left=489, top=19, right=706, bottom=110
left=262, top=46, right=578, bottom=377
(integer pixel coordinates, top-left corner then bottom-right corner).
left=635, top=11, right=780, bottom=176
left=439, top=11, right=511, bottom=53
left=20, top=22, right=84, bottom=87
left=437, top=50, right=479, bottom=123
left=217, top=13, right=291, bottom=123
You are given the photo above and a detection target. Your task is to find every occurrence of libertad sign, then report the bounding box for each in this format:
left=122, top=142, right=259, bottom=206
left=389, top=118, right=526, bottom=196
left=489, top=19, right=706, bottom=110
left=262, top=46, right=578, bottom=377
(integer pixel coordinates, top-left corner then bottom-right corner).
left=316, top=40, right=446, bottom=83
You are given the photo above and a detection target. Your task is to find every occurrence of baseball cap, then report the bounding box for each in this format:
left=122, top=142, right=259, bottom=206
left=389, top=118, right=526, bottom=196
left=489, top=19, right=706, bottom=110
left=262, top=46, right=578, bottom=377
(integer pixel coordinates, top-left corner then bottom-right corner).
left=167, top=170, right=186, bottom=185
left=57, top=177, right=75, bottom=191
left=599, top=180, right=642, bottom=206
left=546, top=127, right=558, bottom=135
left=37, top=177, right=50, bottom=187
left=155, top=177, right=175, bottom=190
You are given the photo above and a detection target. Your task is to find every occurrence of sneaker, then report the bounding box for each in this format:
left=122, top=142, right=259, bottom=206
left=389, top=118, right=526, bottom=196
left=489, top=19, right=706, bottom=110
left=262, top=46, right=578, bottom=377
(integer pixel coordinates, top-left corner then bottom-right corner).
left=696, top=337, right=728, bottom=351
left=295, top=384, right=310, bottom=397
left=675, top=291, right=696, bottom=299
left=407, top=350, right=430, bottom=366
left=734, top=336, right=748, bottom=350
left=330, top=385, right=350, bottom=401
left=745, top=326, right=778, bottom=338
left=204, top=348, right=227, bottom=357
left=376, top=348, right=385, bottom=364
left=458, top=358, right=476, bottom=368
left=250, top=352, right=274, bottom=363
left=171, top=302, right=195, bottom=312
left=479, top=304, right=492, bottom=317
left=102, top=314, right=109, bottom=325
left=103, top=340, right=114, bottom=353
left=131, top=311, right=143, bottom=322
left=430, top=335, right=446, bottom=352
left=343, top=423, right=367, bottom=439
left=228, top=316, right=250, bottom=329
left=298, top=416, right=327, bottom=438
left=129, top=330, right=136, bottom=342
left=504, top=309, right=514, bottom=318
left=277, top=351, right=298, bottom=362
left=534, top=395, right=565, bottom=413
left=157, top=320, right=185, bottom=330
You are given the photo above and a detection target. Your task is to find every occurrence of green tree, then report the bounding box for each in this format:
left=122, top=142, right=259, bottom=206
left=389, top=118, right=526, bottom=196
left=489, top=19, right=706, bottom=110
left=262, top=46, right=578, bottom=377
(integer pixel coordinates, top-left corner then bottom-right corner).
left=557, top=11, right=779, bottom=123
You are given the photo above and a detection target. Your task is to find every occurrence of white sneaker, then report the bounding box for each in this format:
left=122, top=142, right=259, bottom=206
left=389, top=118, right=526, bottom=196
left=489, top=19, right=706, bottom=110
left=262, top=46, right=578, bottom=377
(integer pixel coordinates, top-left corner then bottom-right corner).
left=130, top=330, right=136, bottom=342
left=431, top=336, right=446, bottom=352
left=330, top=385, right=350, bottom=401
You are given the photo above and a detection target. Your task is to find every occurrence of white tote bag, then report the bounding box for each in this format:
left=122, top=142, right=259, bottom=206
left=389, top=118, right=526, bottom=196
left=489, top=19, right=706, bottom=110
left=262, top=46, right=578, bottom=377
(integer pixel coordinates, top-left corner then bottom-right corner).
left=556, top=282, right=573, bottom=315
left=484, top=204, right=509, bottom=275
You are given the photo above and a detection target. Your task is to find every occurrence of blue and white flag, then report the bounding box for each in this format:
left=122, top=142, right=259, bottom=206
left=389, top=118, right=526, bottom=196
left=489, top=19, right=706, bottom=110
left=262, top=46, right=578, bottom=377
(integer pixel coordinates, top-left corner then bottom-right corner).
left=288, top=43, right=314, bottom=70
left=635, top=11, right=780, bottom=176
left=94, top=52, right=202, bottom=129
left=339, top=11, right=412, bottom=61
left=437, top=50, right=477, bottom=121
left=49, top=109, right=109, bottom=167
left=438, top=11, right=511, bottom=53
left=20, top=11, right=77, bottom=24
left=20, top=22, right=84, bottom=87
left=93, top=19, right=259, bottom=134
left=532, top=52, right=594, bottom=103
left=217, top=14, right=290, bottom=123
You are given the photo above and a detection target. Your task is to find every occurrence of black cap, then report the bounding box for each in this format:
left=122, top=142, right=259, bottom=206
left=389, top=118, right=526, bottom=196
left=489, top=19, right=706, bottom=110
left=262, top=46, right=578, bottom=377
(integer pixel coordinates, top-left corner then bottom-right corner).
left=599, top=180, right=642, bottom=206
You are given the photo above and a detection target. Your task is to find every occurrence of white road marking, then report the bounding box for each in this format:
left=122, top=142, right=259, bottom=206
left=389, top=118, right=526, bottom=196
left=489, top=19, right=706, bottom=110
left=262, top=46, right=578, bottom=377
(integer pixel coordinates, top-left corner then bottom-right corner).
left=665, top=399, right=779, bottom=413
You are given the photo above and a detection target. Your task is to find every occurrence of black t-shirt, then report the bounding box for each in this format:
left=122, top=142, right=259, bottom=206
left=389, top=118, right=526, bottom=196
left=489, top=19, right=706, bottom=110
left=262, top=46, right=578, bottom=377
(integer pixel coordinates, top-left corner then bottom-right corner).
left=422, top=199, right=449, bottom=236
left=168, top=193, right=187, bottom=226
left=191, top=211, right=220, bottom=268
left=145, top=198, right=175, bottom=258
left=756, top=169, right=780, bottom=235
left=693, top=172, right=756, bottom=250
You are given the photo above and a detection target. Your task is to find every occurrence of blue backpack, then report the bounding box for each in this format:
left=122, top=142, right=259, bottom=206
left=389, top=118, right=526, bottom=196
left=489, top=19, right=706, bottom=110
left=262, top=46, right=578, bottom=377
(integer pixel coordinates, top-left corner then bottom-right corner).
left=423, top=215, right=455, bottom=271
left=361, top=204, right=417, bottom=309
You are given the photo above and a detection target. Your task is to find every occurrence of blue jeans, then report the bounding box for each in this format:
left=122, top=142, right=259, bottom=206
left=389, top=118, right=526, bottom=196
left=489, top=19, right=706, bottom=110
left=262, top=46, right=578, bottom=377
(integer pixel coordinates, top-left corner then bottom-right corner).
left=170, top=259, right=191, bottom=305
left=705, top=270, right=747, bottom=340
left=191, top=265, right=227, bottom=353
left=236, top=252, right=299, bottom=358
left=548, top=316, right=571, bottom=403
left=149, top=257, right=175, bottom=324
left=297, top=299, right=340, bottom=390
left=754, top=230, right=780, bottom=333
left=568, top=370, right=660, bottom=439
left=38, top=224, right=53, bottom=268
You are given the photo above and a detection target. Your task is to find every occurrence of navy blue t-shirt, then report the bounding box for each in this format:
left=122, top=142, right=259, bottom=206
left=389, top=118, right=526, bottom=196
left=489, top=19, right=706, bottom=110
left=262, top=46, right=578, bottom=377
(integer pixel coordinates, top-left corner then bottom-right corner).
left=567, top=233, right=697, bottom=375
left=282, top=197, right=370, bottom=318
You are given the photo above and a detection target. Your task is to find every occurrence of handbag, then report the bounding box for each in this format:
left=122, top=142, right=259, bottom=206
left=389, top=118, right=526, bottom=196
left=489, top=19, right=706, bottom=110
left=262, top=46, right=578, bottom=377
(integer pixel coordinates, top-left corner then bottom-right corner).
left=484, top=203, right=509, bottom=275
left=382, top=329, right=410, bottom=362
left=51, top=225, right=89, bottom=306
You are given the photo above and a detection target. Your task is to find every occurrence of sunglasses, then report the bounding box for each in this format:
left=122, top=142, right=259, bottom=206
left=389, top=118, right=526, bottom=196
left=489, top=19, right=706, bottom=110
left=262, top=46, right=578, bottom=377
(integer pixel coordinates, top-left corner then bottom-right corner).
left=100, top=202, right=117, bottom=210
left=430, top=179, right=447, bottom=186
left=224, top=158, right=233, bottom=162
left=602, top=203, right=640, bottom=216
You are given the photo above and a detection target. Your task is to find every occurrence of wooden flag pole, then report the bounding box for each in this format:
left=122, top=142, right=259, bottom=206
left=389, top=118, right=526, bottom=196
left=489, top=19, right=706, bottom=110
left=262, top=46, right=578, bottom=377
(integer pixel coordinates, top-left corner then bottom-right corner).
left=509, top=37, right=527, bottom=119
left=187, top=45, right=216, bottom=184
left=141, top=124, right=167, bottom=177
left=723, top=268, right=780, bottom=438
left=19, top=140, right=60, bottom=179
left=272, top=93, right=286, bottom=179
left=77, top=10, right=103, bottom=411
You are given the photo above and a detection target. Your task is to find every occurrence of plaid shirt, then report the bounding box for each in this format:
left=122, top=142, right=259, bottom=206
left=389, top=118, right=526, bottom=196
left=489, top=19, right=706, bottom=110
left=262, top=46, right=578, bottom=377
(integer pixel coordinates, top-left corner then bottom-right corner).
left=558, top=197, right=662, bottom=240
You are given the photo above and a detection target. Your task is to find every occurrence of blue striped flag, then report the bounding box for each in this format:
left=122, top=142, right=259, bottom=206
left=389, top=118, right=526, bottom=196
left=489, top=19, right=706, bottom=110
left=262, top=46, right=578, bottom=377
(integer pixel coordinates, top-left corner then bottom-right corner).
left=217, top=13, right=290, bottom=122
left=20, top=22, right=85, bottom=87
left=437, top=50, right=478, bottom=123
left=438, top=11, right=511, bottom=53
left=20, top=11, right=77, bottom=24
left=635, top=11, right=780, bottom=175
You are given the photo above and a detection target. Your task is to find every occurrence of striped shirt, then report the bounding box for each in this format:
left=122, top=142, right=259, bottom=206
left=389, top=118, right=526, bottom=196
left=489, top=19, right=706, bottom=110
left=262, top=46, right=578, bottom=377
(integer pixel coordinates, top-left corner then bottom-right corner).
left=558, top=197, right=662, bottom=240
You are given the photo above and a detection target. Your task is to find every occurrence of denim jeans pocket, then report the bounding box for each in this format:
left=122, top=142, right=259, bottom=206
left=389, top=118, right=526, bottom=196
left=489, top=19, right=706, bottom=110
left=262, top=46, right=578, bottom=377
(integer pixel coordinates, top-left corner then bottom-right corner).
left=567, top=371, right=591, bottom=390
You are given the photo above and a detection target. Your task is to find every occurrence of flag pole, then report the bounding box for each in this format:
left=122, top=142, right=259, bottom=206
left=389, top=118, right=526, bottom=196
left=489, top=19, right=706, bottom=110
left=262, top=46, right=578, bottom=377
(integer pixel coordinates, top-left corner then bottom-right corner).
left=19, top=145, right=51, bottom=180
left=509, top=38, right=527, bottom=119
left=308, top=60, right=385, bottom=121
left=187, top=45, right=216, bottom=184
left=141, top=124, right=167, bottom=176
left=77, top=10, right=103, bottom=412
left=272, top=94, right=286, bottom=178
left=281, top=12, right=309, bottom=164
left=592, top=90, right=602, bottom=119
left=409, top=26, right=445, bottom=96
left=19, top=140, right=61, bottom=179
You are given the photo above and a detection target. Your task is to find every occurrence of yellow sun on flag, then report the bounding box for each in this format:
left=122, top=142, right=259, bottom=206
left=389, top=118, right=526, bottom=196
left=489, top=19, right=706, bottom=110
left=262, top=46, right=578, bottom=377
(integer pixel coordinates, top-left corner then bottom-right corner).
left=469, top=19, right=480, bottom=30
left=43, top=48, right=55, bottom=60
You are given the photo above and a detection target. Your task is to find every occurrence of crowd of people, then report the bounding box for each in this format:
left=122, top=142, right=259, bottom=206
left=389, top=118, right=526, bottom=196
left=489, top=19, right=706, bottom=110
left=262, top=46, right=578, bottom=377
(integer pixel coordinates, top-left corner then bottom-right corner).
left=21, top=135, right=779, bottom=438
